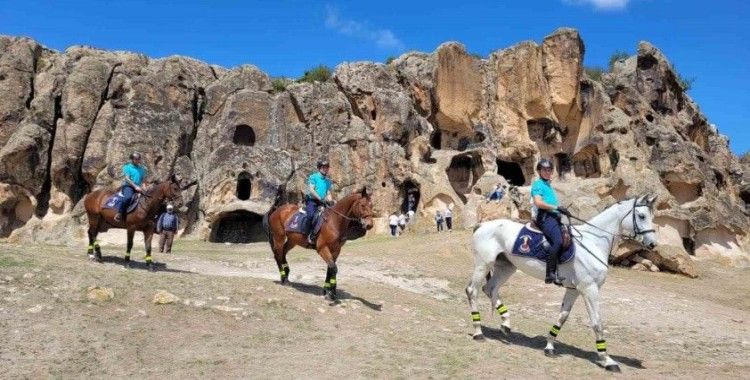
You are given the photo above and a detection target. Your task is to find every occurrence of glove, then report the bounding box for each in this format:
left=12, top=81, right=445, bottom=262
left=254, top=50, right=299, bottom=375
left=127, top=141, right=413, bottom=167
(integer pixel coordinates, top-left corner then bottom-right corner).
left=557, top=206, right=570, bottom=216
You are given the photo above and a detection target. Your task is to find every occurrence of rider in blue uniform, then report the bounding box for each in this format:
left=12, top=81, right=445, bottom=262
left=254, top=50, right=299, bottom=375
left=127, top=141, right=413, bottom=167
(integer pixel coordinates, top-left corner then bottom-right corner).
left=531, top=158, right=569, bottom=286
left=306, top=159, right=333, bottom=245
left=115, top=152, right=147, bottom=222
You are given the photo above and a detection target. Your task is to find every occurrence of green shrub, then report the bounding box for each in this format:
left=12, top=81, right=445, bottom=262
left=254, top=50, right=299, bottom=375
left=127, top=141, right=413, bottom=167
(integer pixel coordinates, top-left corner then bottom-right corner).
left=676, top=70, right=695, bottom=92
left=271, top=77, right=289, bottom=93
left=385, top=56, right=396, bottom=65
left=608, top=50, right=630, bottom=71
left=584, top=66, right=605, bottom=82
left=298, top=65, right=332, bottom=83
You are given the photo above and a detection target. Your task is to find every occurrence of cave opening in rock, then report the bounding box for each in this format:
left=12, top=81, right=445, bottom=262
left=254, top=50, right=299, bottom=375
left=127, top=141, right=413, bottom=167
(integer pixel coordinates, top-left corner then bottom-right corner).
left=399, top=180, right=421, bottom=214
left=430, top=130, right=442, bottom=149
left=682, top=237, right=696, bottom=256
left=527, top=118, right=558, bottom=143
left=741, top=187, right=750, bottom=206
left=446, top=153, right=484, bottom=203
left=236, top=172, right=252, bottom=200
left=573, top=147, right=601, bottom=178
left=713, top=170, right=725, bottom=190
left=210, top=210, right=266, bottom=244
left=496, top=159, right=525, bottom=186
left=232, top=124, right=256, bottom=146
left=663, top=180, right=702, bottom=204
left=554, top=153, right=572, bottom=178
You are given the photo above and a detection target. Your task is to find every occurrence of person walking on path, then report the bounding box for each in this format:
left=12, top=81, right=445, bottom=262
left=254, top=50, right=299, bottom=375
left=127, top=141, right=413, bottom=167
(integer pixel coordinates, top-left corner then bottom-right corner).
left=444, top=207, right=453, bottom=231
left=156, top=204, right=179, bottom=254
left=435, top=210, right=444, bottom=232
left=389, top=213, right=399, bottom=237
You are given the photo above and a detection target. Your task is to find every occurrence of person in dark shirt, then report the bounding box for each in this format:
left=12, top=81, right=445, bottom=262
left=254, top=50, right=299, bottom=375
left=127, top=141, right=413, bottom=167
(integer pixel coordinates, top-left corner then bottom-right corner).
left=156, top=204, right=179, bottom=254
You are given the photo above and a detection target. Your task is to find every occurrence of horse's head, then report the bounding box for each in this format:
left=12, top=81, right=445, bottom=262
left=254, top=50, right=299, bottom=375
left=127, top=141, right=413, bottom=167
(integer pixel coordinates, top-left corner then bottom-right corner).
left=621, top=194, right=658, bottom=249
left=157, top=175, right=197, bottom=210
left=352, top=186, right=375, bottom=230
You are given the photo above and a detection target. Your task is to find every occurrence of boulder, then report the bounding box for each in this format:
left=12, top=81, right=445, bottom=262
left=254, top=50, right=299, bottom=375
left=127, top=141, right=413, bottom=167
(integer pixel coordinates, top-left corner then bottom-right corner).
left=153, top=290, right=180, bottom=305
left=87, top=286, right=114, bottom=302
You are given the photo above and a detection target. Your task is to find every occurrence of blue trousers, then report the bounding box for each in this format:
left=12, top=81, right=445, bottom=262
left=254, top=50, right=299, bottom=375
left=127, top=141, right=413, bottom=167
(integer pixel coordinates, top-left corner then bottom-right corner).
left=119, top=185, right=135, bottom=216
left=305, top=198, right=323, bottom=236
left=537, top=211, right=563, bottom=273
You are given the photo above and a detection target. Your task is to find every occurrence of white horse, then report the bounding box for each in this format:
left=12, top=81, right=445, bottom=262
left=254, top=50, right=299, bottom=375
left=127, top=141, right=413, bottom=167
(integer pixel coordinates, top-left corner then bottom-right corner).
left=466, top=195, right=658, bottom=372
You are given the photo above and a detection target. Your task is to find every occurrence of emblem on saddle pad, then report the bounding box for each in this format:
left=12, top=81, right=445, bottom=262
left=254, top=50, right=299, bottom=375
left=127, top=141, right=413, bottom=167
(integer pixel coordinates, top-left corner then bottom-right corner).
left=519, top=235, right=532, bottom=253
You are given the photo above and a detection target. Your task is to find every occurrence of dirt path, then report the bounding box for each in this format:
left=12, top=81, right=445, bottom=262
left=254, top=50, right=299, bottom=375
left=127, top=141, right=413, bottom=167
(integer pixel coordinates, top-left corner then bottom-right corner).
left=1, top=231, right=749, bottom=378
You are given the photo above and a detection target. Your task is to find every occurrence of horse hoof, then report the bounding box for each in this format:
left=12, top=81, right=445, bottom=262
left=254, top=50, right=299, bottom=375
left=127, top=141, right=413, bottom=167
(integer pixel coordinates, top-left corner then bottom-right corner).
left=605, top=364, right=621, bottom=373
left=544, top=348, right=557, bottom=357
left=472, top=334, right=485, bottom=341
left=148, top=264, right=156, bottom=272
left=500, top=325, right=511, bottom=335
left=87, top=255, right=96, bottom=262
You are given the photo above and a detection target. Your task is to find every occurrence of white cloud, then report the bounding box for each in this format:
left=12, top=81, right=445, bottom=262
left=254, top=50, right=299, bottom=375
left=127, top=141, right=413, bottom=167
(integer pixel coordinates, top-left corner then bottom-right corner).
left=563, top=0, right=631, bottom=11
left=325, top=6, right=405, bottom=50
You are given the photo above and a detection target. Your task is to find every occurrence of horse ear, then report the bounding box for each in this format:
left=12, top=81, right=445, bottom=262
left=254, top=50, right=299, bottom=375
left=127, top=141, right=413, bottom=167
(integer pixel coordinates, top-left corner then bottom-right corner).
left=648, top=194, right=658, bottom=209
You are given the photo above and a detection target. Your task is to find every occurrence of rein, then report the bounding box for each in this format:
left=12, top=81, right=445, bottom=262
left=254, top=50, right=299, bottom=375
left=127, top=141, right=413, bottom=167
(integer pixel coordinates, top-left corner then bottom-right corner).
left=563, top=199, right=655, bottom=268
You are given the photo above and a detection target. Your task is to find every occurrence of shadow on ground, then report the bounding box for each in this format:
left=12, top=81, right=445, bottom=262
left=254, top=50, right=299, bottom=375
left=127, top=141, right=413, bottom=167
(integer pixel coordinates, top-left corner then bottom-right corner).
left=278, top=280, right=383, bottom=311
left=481, top=326, right=645, bottom=370
left=98, top=256, right=195, bottom=274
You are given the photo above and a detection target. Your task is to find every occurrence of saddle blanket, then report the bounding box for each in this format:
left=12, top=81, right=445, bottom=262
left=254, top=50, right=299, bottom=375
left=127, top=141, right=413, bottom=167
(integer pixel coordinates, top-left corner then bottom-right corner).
left=103, top=192, right=140, bottom=214
left=511, top=224, right=575, bottom=263
left=285, top=209, right=309, bottom=234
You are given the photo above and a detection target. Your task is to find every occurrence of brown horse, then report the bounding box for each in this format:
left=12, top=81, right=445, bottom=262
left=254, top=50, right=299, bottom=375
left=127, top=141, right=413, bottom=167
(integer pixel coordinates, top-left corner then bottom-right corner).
left=83, top=177, right=186, bottom=271
left=264, top=186, right=375, bottom=300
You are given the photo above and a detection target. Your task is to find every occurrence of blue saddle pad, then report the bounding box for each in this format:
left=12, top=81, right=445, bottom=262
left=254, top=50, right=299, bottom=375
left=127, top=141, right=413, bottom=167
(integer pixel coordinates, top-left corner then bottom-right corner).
left=285, top=210, right=309, bottom=234
left=103, top=193, right=140, bottom=214
left=511, top=225, right=575, bottom=263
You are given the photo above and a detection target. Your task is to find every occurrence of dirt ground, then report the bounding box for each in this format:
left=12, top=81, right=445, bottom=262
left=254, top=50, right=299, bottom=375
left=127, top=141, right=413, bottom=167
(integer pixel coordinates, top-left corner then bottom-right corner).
left=1, top=230, right=749, bottom=378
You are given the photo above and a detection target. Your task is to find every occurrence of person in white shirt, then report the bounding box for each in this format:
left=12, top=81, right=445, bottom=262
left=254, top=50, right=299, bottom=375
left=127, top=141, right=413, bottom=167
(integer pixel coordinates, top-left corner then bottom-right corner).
left=444, top=207, right=453, bottom=231
left=388, top=213, right=399, bottom=237
left=398, top=213, right=407, bottom=235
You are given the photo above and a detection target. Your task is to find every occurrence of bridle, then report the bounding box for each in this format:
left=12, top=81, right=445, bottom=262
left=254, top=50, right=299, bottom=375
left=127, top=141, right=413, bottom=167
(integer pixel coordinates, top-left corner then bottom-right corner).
left=566, top=198, right=655, bottom=268
left=325, top=197, right=374, bottom=228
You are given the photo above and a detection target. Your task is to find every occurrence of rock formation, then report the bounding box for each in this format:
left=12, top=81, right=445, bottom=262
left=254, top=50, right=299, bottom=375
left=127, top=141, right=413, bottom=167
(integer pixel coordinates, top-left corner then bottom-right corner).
left=1, top=28, right=748, bottom=275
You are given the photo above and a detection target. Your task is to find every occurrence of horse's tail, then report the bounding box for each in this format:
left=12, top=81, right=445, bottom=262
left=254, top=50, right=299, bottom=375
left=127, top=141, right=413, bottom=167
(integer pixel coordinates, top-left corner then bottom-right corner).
left=263, top=204, right=278, bottom=250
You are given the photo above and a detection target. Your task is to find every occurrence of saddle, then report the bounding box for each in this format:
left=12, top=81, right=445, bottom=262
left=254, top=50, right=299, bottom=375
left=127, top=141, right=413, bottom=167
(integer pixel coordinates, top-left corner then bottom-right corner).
left=285, top=207, right=325, bottom=235
left=103, top=192, right=141, bottom=214
left=512, top=223, right=575, bottom=264
left=529, top=220, right=572, bottom=249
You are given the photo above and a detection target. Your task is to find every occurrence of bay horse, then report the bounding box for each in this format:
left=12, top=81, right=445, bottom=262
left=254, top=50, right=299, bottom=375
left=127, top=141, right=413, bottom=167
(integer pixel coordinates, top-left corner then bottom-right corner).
left=466, top=195, right=658, bottom=372
left=264, top=186, right=375, bottom=300
left=82, top=176, right=188, bottom=271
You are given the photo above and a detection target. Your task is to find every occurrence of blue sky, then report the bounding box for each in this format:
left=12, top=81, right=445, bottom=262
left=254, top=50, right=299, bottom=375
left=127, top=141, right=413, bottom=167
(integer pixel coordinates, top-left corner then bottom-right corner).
left=1, top=0, right=748, bottom=154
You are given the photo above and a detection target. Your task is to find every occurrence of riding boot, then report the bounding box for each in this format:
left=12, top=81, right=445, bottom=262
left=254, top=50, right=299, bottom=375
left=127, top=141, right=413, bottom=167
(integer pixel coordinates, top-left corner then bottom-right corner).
left=544, top=249, right=564, bottom=286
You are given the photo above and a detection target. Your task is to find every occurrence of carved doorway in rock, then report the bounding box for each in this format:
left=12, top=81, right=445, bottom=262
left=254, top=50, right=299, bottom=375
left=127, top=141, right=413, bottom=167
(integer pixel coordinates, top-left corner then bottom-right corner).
left=446, top=153, right=484, bottom=203
left=399, top=180, right=421, bottom=214
left=236, top=172, right=252, bottom=200
left=496, top=159, right=526, bottom=186
left=210, top=210, right=266, bottom=243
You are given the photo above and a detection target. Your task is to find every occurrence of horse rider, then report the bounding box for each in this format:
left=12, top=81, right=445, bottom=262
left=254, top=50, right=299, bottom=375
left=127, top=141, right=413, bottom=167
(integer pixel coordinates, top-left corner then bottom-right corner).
left=531, top=158, right=570, bottom=286
left=115, top=152, right=148, bottom=222
left=305, top=159, right=333, bottom=245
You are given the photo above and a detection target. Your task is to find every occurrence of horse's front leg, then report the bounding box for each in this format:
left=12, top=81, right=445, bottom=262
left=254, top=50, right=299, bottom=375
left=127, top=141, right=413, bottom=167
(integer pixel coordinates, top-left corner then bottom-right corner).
left=317, top=246, right=338, bottom=301
left=143, top=229, right=155, bottom=272
left=545, top=288, right=579, bottom=357
left=581, top=285, right=621, bottom=372
left=125, top=229, right=135, bottom=268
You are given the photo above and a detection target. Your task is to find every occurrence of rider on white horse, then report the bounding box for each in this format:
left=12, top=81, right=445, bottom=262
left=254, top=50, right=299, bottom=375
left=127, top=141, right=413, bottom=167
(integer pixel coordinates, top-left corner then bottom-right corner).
left=531, top=158, right=570, bottom=286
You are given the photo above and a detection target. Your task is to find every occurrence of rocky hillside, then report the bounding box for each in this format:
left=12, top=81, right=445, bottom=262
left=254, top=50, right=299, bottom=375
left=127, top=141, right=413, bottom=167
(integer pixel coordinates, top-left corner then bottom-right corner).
left=1, top=28, right=748, bottom=271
